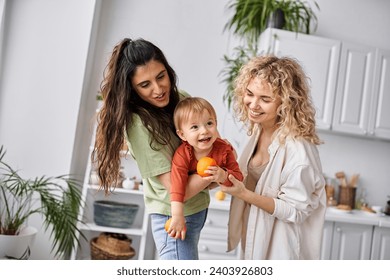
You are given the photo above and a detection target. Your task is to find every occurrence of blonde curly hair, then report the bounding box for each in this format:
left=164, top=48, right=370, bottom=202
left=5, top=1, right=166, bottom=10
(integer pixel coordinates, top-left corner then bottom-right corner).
left=233, top=55, right=321, bottom=145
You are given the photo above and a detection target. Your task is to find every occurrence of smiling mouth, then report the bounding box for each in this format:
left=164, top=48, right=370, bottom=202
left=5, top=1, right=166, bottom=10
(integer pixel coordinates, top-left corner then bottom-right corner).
left=199, top=137, right=211, bottom=143
left=156, top=93, right=165, bottom=99
left=250, top=110, right=263, bottom=116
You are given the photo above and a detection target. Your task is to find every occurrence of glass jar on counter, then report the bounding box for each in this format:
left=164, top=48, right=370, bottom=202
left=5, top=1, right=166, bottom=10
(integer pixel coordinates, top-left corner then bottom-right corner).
left=325, top=177, right=337, bottom=206
left=355, top=187, right=367, bottom=210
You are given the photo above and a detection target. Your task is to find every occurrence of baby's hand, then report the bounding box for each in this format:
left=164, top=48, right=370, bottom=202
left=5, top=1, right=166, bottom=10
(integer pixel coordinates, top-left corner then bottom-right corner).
left=167, top=216, right=187, bottom=240
left=203, top=165, right=228, bottom=184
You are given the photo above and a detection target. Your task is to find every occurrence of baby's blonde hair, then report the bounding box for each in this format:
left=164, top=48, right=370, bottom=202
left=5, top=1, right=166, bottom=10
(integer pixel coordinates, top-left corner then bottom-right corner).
left=174, top=97, right=217, bottom=130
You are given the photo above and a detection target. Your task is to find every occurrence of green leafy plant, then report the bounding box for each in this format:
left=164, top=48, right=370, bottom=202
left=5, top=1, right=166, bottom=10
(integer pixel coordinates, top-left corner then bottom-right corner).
left=225, top=0, right=319, bottom=46
left=221, top=0, right=319, bottom=109
left=220, top=45, right=257, bottom=110
left=0, top=145, right=85, bottom=258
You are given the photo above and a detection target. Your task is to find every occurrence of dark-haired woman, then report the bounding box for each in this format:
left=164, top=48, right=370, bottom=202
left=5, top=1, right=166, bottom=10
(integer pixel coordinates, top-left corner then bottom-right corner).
left=93, top=38, right=209, bottom=260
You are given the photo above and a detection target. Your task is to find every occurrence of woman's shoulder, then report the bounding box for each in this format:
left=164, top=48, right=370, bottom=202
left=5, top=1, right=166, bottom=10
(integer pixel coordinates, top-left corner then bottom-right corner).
left=126, top=114, right=148, bottom=139
left=284, top=136, right=315, bottom=149
left=178, top=89, right=191, bottom=99
left=128, top=113, right=143, bottom=128
left=281, top=137, right=321, bottom=165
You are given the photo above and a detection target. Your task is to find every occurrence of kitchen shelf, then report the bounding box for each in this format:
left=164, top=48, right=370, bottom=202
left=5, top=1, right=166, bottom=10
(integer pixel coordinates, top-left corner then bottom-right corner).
left=79, top=223, right=144, bottom=236
left=87, top=184, right=144, bottom=196
left=70, top=110, right=155, bottom=260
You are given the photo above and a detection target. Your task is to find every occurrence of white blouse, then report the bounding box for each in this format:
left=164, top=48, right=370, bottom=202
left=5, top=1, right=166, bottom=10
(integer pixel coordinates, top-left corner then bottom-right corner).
left=227, top=127, right=327, bottom=259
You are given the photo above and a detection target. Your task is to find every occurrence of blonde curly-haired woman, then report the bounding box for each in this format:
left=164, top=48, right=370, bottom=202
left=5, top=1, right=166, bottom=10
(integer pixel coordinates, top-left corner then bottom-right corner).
left=221, top=55, right=326, bottom=260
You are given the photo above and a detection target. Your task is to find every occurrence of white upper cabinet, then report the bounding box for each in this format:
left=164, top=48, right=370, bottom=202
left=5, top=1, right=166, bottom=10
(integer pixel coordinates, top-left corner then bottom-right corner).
left=332, top=44, right=390, bottom=139
left=369, top=48, right=390, bottom=139
left=259, top=28, right=390, bottom=140
left=259, top=28, right=341, bottom=130
left=332, top=43, right=376, bottom=135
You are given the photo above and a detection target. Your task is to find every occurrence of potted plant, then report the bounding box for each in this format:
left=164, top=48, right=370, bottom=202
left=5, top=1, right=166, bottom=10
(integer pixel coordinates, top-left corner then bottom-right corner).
left=225, top=0, right=319, bottom=46
left=0, top=145, right=85, bottom=259
left=221, top=0, right=319, bottom=109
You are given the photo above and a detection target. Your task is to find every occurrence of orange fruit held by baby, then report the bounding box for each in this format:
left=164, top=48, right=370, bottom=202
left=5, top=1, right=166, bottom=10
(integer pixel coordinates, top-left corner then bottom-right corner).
left=164, top=218, right=187, bottom=232
left=197, top=156, right=226, bottom=201
left=196, top=156, right=217, bottom=177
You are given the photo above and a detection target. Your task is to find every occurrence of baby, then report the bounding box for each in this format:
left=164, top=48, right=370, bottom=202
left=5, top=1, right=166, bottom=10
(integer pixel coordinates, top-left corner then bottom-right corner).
left=168, top=97, right=243, bottom=240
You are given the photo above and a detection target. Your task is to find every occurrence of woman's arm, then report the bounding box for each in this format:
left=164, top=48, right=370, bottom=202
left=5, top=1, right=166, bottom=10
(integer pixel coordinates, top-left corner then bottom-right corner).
left=157, top=171, right=210, bottom=201
left=157, top=172, right=172, bottom=191
left=184, top=174, right=211, bottom=201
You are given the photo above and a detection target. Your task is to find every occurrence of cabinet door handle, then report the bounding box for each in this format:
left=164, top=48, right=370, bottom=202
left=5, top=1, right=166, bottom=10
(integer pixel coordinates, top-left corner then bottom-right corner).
left=199, top=245, right=209, bottom=252
left=336, top=227, right=341, bottom=232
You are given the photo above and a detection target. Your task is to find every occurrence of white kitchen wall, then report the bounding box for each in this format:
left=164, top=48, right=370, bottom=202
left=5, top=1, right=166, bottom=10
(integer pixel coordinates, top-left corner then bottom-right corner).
left=0, top=0, right=98, bottom=259
left=0, top=0, right=389, bottom=259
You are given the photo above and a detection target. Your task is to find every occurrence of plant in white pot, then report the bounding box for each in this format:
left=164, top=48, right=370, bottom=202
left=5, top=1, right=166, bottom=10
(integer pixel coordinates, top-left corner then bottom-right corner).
left=225, top=0, right=319, bottom=46
left=0, top=145, right=85, bottom=259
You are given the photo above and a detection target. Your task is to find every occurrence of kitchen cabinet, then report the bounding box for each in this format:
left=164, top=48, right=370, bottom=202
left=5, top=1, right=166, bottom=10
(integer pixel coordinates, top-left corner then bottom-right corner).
left=197, top=199, right=390, bottom=260
left=330, top=221, right=373, bottom=260
left=371, top=226, right=390, bottom=260
left=333, top=46, right=390, bottom=139
left=259, top=28, right=340, bottom=130
left=332, top=43, right=376, bottom=136
left=368, top=48, right=390, bottom=139
left=320, top=221, right=334, bottom=260
left=320, top=220, right=373, bottom=260
left=259, top=28, right=390, bottom=140
left=323, top=208, right=390, bottom=260
left=70, top=110, right=155, bottom=260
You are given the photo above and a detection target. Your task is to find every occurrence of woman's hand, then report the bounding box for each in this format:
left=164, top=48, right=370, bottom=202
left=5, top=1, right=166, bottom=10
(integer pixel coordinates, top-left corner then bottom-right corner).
left=220, top=174, right=247, bottom=199
left=221, top=174, right=275, bottom=214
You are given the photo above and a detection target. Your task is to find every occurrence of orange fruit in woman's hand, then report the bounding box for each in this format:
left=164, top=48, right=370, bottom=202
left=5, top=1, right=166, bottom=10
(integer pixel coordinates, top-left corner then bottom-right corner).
left=197, top=156, right=217, bottom=177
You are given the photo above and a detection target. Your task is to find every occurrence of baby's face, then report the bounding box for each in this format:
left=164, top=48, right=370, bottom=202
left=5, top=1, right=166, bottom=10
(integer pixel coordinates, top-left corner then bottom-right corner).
left=176, top=109, right=218, bottom=154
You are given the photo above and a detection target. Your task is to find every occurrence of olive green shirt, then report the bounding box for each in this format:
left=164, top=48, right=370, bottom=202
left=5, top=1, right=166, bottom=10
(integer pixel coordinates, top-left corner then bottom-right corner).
left=125, top=91, right=209, bottom=216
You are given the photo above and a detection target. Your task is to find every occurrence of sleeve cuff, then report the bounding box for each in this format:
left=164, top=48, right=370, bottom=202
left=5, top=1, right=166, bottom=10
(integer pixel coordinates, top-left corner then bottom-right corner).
left=219, top=170, right=233, bottom=186
left=170, top=192, right=185, bottom=202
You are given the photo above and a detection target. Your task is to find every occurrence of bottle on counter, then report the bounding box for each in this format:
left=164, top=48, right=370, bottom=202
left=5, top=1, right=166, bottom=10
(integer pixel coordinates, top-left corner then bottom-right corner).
left=325, top=177, right=337, bottom=206
left=355, top=187, right=366, bottom=210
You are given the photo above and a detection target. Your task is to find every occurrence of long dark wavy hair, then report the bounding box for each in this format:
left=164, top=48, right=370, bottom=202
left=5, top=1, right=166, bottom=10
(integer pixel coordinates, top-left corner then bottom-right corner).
left=93, top=38, right=180, bottom=194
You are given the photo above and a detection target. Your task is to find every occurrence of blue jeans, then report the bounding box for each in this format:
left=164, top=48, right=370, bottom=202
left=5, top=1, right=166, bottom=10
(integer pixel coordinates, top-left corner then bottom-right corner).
left=150, top=208, right=207, bottom=260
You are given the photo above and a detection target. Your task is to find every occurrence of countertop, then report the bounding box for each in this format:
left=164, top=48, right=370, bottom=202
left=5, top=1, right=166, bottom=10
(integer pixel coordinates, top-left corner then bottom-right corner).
left=209, top=190, right=390, bottom=228
left=326, top=207, right=390, bottom=227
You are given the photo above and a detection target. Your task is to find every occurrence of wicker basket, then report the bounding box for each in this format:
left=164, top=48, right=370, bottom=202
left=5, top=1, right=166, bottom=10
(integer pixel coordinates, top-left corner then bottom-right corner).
left=93, top=200, right=139, bottom=228
left=90, top=232, right=136, bottom=260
